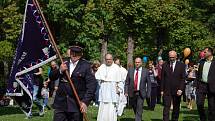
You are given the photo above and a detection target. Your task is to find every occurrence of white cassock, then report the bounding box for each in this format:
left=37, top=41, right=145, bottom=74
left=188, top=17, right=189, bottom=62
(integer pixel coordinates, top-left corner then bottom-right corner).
left=95, top=63, right=122, bottom=121
left=117, top=66, right=128, bottom=116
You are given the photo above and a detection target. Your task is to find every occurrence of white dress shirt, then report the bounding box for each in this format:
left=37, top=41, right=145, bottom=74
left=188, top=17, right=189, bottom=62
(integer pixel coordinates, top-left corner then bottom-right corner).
left=133, top=67, right=142, bottom=90
left=70, top=60, right=79, bottom=76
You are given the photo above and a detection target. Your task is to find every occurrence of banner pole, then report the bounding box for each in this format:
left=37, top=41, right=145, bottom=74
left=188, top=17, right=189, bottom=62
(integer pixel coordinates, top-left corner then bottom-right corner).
left=32, top=0, right=89, bottom=121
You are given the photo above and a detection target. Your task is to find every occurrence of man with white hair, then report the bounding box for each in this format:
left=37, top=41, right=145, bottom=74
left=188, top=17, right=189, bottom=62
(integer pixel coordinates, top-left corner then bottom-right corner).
left=95, top=54, right=122, bottom=121
left=161, top=50, right=186, bottom=121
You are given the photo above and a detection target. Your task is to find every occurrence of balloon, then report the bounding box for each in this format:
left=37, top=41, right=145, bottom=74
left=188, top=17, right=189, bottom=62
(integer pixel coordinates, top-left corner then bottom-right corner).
left=157, top=56, right=162, bottom=61
left=199, top=51, right=205, bottom=59
left=143, top=56, right=148, bottom=63
left=183, top=48, right=191, bottom=58
left=185, top=59, right=189, bottom=65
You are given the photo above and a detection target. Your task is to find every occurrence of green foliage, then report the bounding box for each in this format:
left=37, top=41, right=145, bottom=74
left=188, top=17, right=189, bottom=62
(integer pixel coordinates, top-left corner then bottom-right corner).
left=0, top=41, right=14, bottom=61
left=1, top=0, right=214, bottom=65
left=0, top=1, right=22, bottom=62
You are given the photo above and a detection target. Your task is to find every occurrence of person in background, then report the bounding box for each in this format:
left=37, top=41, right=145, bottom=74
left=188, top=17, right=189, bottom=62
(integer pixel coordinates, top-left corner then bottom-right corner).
left=114, top=58, right=128, bottom=116
left=185, top=63, right=196, bottom=110
left=32, top=67, right=44, bottom=117
left=146, top=61, right=158, bottom=111
left=41, top=81, right=50, bottom=111
left=91, top=60, right=101, bottom=107
left=155, top=59, right=163, bottom=104
left=46, top=61, right=59, bottom=98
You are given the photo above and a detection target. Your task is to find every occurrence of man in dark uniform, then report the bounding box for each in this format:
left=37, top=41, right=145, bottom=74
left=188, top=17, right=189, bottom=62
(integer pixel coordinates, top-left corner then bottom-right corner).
left=51, top=42, right=97, bottom=121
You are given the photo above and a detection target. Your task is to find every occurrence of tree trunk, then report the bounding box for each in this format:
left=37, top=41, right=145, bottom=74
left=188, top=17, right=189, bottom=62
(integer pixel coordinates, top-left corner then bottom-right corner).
left=127, top=34, right=134, bottom=68
left=100, top=38, right=107, bottom=64
left=100, top=20, right=107, bottom=64
left=3, top=61, right=8, bottom=80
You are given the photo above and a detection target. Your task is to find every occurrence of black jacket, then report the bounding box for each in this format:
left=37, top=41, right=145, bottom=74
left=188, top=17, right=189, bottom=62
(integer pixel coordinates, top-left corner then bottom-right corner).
left=196, top=58, right=215, bottom=93
left=52, top=58, right=97, bottom=112
left=161, top=61, right=186, bottom=95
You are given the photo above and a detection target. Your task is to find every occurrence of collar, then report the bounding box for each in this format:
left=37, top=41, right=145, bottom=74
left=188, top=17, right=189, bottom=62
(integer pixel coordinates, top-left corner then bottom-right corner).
left=206, top=56, right=213, bottom=62
left=136, top=67, right=142, bottom=71
left=70, top=59, right=79, bottom=65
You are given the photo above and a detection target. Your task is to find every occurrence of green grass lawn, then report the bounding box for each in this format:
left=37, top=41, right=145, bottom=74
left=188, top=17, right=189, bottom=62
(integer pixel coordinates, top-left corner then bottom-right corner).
left=0, top=102, right=201, bottom=121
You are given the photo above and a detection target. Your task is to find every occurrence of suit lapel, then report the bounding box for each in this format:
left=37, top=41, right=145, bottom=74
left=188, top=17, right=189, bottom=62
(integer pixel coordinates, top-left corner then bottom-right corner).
left=173, top=61, right=178, bottom=74
left=208, top=60, right=215, bottom=76
left=140, top=68, right=144, bottom=82
left=130, top=68, right=135, bottom=87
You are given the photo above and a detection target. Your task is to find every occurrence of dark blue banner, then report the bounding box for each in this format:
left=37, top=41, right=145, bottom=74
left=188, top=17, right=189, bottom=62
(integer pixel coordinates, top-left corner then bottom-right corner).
left=6, top=0, right=56, bottom=116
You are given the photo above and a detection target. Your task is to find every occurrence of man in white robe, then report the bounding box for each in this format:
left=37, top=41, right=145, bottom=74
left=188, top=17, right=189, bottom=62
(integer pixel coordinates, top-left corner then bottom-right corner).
left=95, top=54, right=122, bottom=121
left=114, top=58, right=128, bottom=116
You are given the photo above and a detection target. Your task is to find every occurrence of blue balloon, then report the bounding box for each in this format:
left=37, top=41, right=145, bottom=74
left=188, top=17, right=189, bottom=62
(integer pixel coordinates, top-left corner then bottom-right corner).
left=157, top=56, right=162, bottom=61
left=143, top=56, right=148, bottom=63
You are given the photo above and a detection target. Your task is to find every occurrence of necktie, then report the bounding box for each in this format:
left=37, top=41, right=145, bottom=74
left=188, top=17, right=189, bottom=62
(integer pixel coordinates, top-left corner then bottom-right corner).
left=134, top=68, right=139, bottom=90
left=170, top=63, right=173, bottom=73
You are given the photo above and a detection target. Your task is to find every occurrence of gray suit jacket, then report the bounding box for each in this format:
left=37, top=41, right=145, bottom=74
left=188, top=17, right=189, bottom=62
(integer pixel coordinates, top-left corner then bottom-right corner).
left=125, top=67, right=151, bottom=98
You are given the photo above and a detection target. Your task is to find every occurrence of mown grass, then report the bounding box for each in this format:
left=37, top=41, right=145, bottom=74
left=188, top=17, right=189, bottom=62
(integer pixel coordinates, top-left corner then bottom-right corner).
left=0, top=101, right=202, bottom=121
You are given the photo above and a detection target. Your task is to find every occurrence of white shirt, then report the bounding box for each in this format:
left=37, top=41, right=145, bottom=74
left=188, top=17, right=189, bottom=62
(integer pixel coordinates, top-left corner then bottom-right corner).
left=171, top=61, right=177, bottom=72
left=133, top=67, right=142, bottom=90
left=70, top=60, right=79, bottom=76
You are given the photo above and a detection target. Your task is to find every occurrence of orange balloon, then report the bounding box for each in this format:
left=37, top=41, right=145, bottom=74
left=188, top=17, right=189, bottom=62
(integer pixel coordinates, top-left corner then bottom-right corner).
left=185, top=59, right=189, bottom=65
left=184, top=48, right=191, bottom=58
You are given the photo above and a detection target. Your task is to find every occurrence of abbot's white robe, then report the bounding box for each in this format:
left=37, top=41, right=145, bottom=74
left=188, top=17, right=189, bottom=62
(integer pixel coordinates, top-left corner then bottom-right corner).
left=95, top=63, right=122, bottom=121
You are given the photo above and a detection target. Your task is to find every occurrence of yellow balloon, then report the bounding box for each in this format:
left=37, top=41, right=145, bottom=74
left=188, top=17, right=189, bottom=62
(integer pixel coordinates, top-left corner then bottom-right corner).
left=184, top=48, right=191, bottom=58
left=185, top=59, right=189, bottom=65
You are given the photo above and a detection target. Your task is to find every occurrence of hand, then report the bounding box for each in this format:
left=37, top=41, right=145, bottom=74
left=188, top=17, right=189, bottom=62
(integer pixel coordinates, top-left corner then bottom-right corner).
left=60, top=63, right=68, bottom=72
left=124, top=93, right=128, bottom=97
left=177, top=90, right=182, bottom=96
left=161, top=91, right=164, bottom=96
left=80, top=102, right=87, bottom=113
left=54, top=86, right=58, bottom=90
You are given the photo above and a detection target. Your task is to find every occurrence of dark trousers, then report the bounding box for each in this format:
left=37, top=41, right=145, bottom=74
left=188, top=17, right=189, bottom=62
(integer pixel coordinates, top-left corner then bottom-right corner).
left=146, top=86, right=157, bottom=110
left=53, top=109, right=83, bottom=121
left=196, top=81, right=208, bottom=121
left=208, top=92, right=215, bottom=121
left=163, top=94, right=181, bottom=121
left=129, top=91, right=144, bottom=121
left=157, top=81, right=162, bottom=104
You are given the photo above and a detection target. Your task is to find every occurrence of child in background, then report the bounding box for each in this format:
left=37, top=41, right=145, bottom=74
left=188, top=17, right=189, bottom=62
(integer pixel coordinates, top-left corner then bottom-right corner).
left=41, top=82, right=51, bottom=111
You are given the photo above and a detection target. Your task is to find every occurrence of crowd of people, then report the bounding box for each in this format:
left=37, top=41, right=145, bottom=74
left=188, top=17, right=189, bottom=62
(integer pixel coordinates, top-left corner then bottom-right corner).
left=28, top=44, right=215, bottom=121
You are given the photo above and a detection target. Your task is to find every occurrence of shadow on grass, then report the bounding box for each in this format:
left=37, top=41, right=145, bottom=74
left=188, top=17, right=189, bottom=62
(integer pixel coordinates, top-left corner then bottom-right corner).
left=119, top=118, right=134, bottom=121
left=181, top=109, right=200, bottom=121
left=181, top=109, right=198, bottom=115
left=0, top=106, right=23, bottom=116
left=151, top=119, right=162, bottom=121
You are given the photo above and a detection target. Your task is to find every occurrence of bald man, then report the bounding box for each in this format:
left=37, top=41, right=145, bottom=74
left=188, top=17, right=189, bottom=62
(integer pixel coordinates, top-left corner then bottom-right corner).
left=161, top=50, right=186, bottom=121
left=125, top=57, right=151, bottom=121
left=95, top=54, right=122, bottom=121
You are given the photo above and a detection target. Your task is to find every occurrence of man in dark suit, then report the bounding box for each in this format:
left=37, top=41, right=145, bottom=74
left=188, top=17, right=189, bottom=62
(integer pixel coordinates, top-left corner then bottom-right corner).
left=161, top=50, right=186, bottom=121
left=125, top=57, right=151, bottom=121
left=196, top=47, right=215, bottom=121
left=51, top=42, right=97, bottom=121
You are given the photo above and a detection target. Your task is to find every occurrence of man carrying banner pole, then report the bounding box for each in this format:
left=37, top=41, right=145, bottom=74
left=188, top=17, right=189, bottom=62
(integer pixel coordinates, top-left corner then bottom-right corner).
left=7, top=0, right=95, bottom=120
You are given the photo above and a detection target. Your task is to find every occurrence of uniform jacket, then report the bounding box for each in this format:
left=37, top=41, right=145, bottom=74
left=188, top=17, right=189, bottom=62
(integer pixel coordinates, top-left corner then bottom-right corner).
left=52, top=58, right=97, bottom=112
